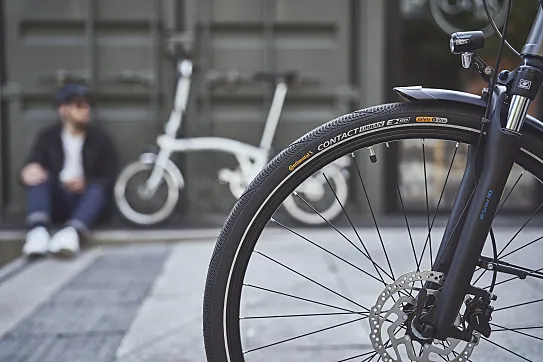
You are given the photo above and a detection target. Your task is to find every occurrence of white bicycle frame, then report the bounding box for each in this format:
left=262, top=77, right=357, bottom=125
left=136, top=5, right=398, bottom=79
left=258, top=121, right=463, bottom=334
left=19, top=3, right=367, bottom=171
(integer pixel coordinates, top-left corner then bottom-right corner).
left=141, top=58, right=349, bottom=199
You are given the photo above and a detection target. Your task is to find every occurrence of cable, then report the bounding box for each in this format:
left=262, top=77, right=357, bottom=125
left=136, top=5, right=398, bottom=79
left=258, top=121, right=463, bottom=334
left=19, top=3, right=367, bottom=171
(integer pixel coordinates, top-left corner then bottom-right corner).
left=483, top=0, right=512, bottom=119
left=475, top=1, right=511, bottom=297
left=489, top=228, right=498, bottom=293
left=471, top=0, right=512, bottom=186
left=475, top=0, right=511, bottom=297
left=482, top=0, right=520, bottom=57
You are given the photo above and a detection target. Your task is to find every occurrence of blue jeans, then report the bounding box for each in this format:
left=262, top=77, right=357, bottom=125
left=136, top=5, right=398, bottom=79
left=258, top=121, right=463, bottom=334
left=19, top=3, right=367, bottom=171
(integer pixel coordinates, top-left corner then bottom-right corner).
left=26, top=176, right=106, bottom=234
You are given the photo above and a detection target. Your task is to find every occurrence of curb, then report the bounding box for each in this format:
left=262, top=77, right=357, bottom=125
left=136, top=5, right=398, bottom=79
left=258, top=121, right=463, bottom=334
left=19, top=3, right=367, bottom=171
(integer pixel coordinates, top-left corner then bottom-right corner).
left=0, top=228, right=221, bottom=244
left=0, top=228, right=221, bottom=285
left=0, top=257, right=29, bottom=285
left=90, top=228, right=221, bottom=244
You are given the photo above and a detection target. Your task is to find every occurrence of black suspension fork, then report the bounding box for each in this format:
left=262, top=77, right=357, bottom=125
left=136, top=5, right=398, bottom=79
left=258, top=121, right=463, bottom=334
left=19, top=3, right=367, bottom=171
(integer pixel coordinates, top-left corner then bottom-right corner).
left=421, top=57, right=543, bottom=340
left=431, top=144, right=478, bottom=276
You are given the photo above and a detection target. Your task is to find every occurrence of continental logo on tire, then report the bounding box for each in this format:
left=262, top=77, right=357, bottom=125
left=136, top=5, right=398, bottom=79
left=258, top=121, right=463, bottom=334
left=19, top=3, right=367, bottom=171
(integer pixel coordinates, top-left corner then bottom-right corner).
left=416, top=116, right=448, bottom=123
left=289, top=151, right=314, bottom=171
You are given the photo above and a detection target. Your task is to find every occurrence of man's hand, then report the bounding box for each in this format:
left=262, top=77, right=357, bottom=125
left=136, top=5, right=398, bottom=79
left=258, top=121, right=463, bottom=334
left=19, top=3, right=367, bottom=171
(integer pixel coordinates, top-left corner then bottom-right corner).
left=21, top=163, right=47, bottom=186
left=65, top=178, right=86, bottom=193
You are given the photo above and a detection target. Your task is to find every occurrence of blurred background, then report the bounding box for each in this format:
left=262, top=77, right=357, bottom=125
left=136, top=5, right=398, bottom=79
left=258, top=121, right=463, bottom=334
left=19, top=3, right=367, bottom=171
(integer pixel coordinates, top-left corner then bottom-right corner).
left=2, top=1, right=543, bottom=361
left=0, top=0, right=540, bottom=231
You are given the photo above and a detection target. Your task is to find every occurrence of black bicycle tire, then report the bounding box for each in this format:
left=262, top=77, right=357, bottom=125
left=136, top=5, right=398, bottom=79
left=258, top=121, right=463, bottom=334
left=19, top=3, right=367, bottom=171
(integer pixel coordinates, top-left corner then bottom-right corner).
left=203, top=100, right=543, bottom=362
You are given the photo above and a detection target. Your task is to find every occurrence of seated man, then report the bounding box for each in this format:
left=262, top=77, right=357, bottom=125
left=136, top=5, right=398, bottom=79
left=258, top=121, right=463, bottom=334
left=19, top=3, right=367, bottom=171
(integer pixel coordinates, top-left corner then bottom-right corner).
left=19, top=83, right=118, bottom=257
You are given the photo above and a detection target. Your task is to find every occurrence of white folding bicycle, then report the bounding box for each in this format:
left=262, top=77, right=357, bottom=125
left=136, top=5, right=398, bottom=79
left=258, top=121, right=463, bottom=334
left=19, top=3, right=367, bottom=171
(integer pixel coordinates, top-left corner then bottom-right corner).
left=113, top=57, right=352, bottom=226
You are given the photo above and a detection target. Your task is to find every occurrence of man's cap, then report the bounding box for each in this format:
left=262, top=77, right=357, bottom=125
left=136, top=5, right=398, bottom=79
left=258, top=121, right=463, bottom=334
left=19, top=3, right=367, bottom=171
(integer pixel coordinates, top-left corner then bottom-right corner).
left=54, top=83, right=91, bottom=105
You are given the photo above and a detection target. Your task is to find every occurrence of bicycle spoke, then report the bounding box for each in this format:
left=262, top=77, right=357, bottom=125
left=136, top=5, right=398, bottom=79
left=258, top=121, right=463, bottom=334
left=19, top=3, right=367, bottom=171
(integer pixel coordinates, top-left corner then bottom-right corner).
left=352, top=152, right=393, bottom=285
left=494, top=170, right=524, bottom=217
left=241, top=312, right=366, bottom=320
left=422, top=139, right=433, bottom=267
left=337, top=350, right=378, bottom=362
left=492, top=323, right=543, bottom=335
left=243, top=316, right=367, bottom=354
left=234, top=136, right=543, bottom=361
left=494, top=297, right=543, bottom=312
left=353, top=336, right=396, bottom=362
left=254, top=250, right=370, bottom=312
left=481, top=336, right=532, bottom=361
left=492, top=326, right=543, bottom=343
left=498, top=200, right=543, bottom=257
left=324, top=172, right=396, bottom=281
left=440, top=342, right=451, bottom=361
left=432, top=186, right=477, bottom=269
left=418, top=142, right=459, bottom=271
left=271, top=218, right=385, bottom=284
left=361, top=352, right=379, bottom=362
left=243, top=284, right=368, bottom=315
left=500, top=234, right=543, bottom=260
left=451, top=349, right=473, bottom=362
left=472, top=171, right=539, bottom=285
left=386, top=143, right=417, bottom=276
left=288, top=194, right=392, bottom=282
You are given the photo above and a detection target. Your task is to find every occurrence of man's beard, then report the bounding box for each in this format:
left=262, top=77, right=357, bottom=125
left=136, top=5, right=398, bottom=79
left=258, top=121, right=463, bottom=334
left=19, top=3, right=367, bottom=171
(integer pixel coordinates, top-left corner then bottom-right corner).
left=71, top=120, right=89, bottom=131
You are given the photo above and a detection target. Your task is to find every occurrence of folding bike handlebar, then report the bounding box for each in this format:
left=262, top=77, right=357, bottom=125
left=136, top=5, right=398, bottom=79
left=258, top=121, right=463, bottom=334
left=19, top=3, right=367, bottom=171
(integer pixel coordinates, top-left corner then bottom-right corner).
left=205, top=69, right=320, bottom=89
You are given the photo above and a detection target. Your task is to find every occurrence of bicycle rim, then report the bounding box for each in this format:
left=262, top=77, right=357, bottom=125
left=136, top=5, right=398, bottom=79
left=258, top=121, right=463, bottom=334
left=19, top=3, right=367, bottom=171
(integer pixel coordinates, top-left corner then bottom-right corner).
left=204, top=102, right=543, bottom=362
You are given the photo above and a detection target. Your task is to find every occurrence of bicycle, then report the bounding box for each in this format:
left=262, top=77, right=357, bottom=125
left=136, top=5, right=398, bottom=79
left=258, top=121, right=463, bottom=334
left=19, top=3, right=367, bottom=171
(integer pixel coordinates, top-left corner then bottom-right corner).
left=203, top=1, right=543, bottom=361
left=113, top=54, right=352, bottom=226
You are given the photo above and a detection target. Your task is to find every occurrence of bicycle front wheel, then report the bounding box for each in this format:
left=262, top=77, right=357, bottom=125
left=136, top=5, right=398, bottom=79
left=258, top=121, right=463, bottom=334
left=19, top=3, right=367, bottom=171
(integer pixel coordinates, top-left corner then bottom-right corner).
left=203, top=100, right=543, bottom=362
left=114, top=161, right=179, bottom=226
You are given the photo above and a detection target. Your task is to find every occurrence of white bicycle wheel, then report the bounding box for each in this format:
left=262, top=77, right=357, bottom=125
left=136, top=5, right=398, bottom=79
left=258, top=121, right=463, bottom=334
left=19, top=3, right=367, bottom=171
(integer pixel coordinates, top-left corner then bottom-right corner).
left=114, top=161, right=179, bottom=226
left=282, top=163, right=349, bottom=225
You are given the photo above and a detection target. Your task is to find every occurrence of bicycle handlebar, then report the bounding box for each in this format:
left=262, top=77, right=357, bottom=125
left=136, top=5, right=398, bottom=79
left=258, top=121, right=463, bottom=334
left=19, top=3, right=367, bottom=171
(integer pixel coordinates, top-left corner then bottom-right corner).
left=38, top=70, right=90, bottom=86
left=205, top=69, right=320, bottom=88
left=100, top=71, right=155, bottom=87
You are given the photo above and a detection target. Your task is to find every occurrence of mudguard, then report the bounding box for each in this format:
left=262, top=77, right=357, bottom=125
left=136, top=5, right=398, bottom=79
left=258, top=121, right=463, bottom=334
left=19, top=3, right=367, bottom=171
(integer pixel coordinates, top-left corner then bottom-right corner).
left=394, top=86, right=543, bottom=133
left=138, top=151, right=185, bottom=189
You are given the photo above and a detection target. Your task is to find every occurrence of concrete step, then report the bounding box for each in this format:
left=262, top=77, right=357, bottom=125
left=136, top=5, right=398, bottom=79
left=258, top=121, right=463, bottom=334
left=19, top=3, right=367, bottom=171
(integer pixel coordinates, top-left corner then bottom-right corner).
left=0, top=228, right=220, bottom=269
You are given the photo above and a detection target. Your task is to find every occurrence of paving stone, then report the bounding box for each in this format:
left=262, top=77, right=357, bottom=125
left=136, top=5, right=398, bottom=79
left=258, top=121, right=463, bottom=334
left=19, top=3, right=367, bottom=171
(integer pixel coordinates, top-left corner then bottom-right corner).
left=50, top=285, right=151, bottom=306
left=0, top=244, right=171, bottom=362
left=0, top=336, right=55, bottom=362
left=4, top=303, right=138, bottom=338
left=0, top=335, right=123, bottom=362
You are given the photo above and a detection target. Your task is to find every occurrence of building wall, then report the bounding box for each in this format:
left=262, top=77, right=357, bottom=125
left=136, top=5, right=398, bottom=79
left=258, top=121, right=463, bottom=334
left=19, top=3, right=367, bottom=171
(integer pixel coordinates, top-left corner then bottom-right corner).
left=0, top=0, right=386, bottom=224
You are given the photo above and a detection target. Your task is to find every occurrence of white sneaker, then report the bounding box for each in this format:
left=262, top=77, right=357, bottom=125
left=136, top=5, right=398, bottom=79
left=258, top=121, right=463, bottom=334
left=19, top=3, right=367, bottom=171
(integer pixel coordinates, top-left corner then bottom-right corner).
left=49, top=226, right=80, bottom=257
left=22, top=226, right=50, bottom=257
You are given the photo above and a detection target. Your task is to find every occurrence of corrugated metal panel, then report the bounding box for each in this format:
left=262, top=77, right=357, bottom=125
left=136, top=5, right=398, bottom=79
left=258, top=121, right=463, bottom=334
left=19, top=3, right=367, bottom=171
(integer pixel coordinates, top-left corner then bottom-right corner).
left=0, top=0, right=5, bottom=218
left=184, top=0, right=354, bottom=216
left=2, top=0, right=386, bottom=223
left=2, top=0, right=175, bottom=216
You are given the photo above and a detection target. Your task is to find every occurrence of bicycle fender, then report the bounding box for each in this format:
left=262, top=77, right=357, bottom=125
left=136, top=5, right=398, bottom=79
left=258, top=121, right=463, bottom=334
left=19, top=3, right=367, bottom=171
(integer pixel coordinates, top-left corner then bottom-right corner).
left=138, top=152, right=185, bottom=189
left=165, top=160, right=185, bottom=189
left=394, top=86, right=543, bottom=133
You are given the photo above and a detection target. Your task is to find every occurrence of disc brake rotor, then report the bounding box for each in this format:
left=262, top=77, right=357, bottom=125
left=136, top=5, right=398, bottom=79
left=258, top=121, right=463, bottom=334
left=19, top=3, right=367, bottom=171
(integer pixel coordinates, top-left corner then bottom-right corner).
left=369, top=271, right=479, bottom=362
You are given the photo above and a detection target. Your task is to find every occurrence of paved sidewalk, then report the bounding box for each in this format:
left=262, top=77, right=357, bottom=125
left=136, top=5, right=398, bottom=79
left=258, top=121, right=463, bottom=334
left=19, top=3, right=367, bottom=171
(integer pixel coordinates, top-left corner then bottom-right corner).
left=0, top=227, right=542, bottom=361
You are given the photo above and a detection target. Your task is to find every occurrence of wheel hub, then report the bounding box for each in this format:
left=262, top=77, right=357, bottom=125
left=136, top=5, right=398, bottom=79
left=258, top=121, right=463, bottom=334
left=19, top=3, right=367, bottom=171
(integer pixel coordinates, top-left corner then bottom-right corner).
left=368, top=271, right=479, bottom=362
left=404, top=312, right=432, bottom=345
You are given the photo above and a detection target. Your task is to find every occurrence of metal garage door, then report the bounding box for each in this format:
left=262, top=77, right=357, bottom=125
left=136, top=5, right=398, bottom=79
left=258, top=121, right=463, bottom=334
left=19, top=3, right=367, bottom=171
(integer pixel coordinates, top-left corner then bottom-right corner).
left=1, top=0, right=386, bottom=223
left=181, top=0, right=356, bottom=218
left=1, top=0, right=177, bottom=219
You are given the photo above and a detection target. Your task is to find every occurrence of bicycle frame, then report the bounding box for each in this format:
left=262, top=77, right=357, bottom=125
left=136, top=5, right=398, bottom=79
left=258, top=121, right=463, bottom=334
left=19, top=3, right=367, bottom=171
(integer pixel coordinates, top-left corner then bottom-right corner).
left=143, top=57, right=290, bottom=193
left=416, top=7, right=543, bottom=341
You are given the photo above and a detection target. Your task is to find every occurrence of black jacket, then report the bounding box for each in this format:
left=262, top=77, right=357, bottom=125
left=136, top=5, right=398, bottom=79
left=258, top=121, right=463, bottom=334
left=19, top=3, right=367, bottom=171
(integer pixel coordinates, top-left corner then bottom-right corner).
left=21, top=122, right=119, bottom=191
